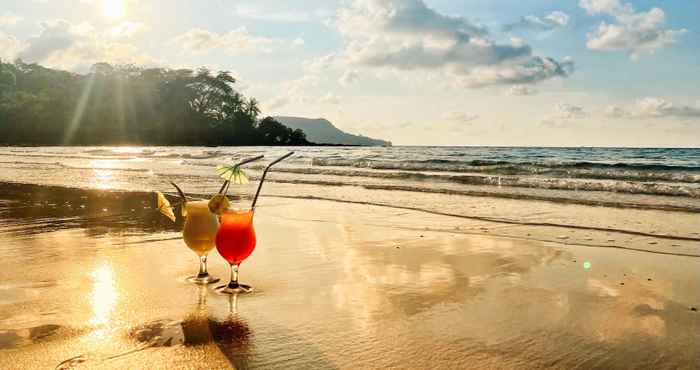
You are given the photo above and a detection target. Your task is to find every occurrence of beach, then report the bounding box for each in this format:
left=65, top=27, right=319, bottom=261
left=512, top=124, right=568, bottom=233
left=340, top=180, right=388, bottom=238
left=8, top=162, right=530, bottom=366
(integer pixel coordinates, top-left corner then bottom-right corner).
left=0, top=147, right=699, bottom=369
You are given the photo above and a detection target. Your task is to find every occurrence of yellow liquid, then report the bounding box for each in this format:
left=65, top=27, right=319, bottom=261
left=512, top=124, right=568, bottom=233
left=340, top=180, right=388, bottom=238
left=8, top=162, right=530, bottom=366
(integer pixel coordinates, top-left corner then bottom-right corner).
left=182, top=201, right=219, bottom=256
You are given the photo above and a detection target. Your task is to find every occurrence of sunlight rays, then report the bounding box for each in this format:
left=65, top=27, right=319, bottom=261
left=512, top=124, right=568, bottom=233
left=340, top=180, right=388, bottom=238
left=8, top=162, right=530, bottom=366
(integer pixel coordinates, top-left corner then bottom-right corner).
left=63, top=72, right=96, bottom=145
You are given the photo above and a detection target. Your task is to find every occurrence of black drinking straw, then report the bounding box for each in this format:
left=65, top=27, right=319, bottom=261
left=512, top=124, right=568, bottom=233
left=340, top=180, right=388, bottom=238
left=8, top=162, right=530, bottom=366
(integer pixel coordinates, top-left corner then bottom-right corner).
left=218, top=155, right=265, bottom=195
left=251, top=151, right=294, bottom=209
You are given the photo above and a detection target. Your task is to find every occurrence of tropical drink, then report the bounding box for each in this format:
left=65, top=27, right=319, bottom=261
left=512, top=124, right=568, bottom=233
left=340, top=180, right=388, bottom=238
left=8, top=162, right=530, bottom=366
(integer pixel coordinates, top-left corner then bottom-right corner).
left=209, top=151, right=293, bottom=294
left=183, top=200, right=220, bottom=284
left=215, top=209, right=256, bottom=293
left=183, top=201, right=219, bottom=255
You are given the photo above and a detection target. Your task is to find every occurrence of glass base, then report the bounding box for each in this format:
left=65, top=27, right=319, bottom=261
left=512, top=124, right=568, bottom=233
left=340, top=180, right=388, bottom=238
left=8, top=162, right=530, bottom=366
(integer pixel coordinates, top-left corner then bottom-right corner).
left=215, top=282, right=253, bottom=294
left=186, top=273, right=220, bottom=285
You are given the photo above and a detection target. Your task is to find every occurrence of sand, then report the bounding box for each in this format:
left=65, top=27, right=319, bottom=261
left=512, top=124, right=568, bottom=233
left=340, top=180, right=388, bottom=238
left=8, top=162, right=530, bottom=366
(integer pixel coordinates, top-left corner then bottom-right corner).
left=0, top=193, right=699, bottom=369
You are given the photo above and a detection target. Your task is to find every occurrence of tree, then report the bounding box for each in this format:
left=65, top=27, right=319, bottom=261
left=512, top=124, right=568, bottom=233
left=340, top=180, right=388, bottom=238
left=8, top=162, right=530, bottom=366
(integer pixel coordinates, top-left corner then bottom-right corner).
left=289, top=129, right=308, bottom=145
left=0, top=61, right=312, bottom=146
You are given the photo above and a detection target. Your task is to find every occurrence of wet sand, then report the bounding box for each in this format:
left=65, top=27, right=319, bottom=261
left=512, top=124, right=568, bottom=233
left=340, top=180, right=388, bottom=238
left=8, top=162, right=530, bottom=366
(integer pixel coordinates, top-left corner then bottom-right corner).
left=0, top=184, right=699, bottom=369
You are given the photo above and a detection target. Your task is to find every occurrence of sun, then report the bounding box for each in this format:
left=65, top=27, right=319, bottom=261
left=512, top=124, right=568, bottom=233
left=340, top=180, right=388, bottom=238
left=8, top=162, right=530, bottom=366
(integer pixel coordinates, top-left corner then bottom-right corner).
left=102, top=0, right=126, bottom=19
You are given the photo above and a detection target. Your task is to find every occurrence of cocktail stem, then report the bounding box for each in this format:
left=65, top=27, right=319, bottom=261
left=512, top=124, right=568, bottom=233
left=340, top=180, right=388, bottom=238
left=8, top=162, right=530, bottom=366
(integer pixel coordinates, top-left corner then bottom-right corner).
left=197, top=255, right=209, bottom=278
left=228, top=264, right=240, bottom=289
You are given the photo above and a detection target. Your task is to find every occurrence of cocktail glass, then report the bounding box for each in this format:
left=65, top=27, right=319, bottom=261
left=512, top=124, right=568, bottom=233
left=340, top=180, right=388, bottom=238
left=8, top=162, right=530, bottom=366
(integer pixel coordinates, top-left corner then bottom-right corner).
left=183, top=200, right=220, bottom=284
left=214, top=208, right=256, bottom=294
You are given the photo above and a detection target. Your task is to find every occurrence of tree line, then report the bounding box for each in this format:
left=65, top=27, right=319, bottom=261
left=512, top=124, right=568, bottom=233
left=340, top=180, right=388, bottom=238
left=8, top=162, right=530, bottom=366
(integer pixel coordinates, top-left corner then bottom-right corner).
left=0, top=60, right=310, bottom=146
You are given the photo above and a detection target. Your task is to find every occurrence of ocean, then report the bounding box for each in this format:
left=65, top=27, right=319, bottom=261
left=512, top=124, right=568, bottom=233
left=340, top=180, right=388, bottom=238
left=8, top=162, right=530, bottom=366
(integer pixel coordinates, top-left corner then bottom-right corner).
left=0, top=146, right=698, bottom=213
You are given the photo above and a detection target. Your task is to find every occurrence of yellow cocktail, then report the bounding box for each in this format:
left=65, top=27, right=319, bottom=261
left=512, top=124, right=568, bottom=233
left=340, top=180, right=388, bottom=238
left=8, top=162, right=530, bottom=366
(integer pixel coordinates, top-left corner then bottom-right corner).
left=183, top=200, right=220, bottom=284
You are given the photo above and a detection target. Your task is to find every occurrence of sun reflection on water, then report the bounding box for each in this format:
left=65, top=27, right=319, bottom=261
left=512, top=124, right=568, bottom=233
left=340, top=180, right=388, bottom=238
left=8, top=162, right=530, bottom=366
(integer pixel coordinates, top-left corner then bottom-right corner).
left=89, top=160, right=118, bottom=189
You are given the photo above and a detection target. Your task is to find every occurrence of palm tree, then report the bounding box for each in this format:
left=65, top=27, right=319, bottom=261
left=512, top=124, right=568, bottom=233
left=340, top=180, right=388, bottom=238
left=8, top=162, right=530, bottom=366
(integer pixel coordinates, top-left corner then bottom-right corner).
left=246, top=98, right=260, bottom=119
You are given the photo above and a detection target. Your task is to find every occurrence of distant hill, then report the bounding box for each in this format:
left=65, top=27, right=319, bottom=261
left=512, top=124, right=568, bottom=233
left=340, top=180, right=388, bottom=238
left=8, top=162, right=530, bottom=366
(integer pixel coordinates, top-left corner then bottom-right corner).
left=275, top=116, right=391, bottom=146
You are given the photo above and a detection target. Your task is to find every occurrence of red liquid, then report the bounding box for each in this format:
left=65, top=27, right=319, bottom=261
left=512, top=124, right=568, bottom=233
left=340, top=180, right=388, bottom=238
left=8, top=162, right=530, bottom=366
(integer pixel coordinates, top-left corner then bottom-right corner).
left=215, top=209, right=256, bottom=265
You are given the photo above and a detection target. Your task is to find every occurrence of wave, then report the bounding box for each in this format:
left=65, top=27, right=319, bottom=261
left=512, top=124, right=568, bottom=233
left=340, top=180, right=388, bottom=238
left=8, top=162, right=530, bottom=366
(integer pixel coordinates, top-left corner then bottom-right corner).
left=268, top=167, right=700, bottom=198
left=265, top=178, right=700, bottom=213
left=2, top=158, right=699, bottom=200
left=311, top=158, right=700, bottom=183
left=0, top=160, right=153, bottom=173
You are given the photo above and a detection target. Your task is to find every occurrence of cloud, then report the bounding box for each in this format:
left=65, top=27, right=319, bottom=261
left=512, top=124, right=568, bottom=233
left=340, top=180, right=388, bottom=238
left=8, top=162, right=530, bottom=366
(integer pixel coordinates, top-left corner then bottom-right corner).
left=339, top=70, right=359, bottom=86
left=579, top=0, right=686, bottom=59
left=173, top=27, right=300, bottom=55
left=234, top=5, right=332, bottom=23
left=19, top=20, right=80, bottom=62
left=265, top=74, right=321, bottom=111
left=0, top=13, right=23, bottom=27
left=16, top=19, right=158, bottom=71
left=451, top=56, right=574, bottom=88
left=337, top=0, right=573, bottom=87
left=508, top=84, right=537, bottom=96
left=303, top=53, right=338, bottom=73
left=319, top=92, right=341, bottom=105
left=107, top=21, right=146, bottom=39
left=503, top=11, right=570, bottom=32
left=266, top=96, right=290, bottom=110
left=605, top=98, right=700, bottom=119
left=541, top=103, right=587, bottom=127
left=441, top=111, right=479, bottom=124
left=0, top=32, right=25, bottom=61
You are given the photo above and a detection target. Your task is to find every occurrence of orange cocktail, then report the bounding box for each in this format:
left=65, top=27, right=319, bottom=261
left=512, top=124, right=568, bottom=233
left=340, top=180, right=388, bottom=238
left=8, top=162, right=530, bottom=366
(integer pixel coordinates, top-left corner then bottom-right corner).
left=215, top=209, right=256, bottom=293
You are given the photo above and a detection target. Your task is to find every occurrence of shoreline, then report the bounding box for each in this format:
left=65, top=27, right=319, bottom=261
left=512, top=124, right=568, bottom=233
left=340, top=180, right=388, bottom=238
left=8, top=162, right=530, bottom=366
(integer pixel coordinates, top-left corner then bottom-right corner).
left=1, top=180, right=698, bottom=246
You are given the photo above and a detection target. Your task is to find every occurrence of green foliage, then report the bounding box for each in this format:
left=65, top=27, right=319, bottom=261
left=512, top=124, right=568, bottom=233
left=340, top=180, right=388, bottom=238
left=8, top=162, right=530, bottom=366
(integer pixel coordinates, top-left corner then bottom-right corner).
left=0, top=60, right=311, bottom=146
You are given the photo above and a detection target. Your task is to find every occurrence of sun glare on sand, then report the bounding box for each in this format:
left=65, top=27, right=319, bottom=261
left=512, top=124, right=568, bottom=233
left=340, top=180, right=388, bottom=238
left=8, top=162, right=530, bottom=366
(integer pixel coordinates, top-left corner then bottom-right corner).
left=102, top=0, right=126, bottom=19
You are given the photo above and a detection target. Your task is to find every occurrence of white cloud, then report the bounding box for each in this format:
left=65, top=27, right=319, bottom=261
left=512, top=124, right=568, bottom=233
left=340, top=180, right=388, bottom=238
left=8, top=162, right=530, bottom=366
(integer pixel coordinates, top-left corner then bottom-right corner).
left=605, top=98, right=700, bottom=119
left=265, top=74, right=321, bottom=112
left=0, top=13, right=23, bottom=27
left=579, top=0, right=686, bottom=59
left=339, top=69, right=359, bottom=86
left=546, top=11, right=570, bottom=27
left=508, top=84, right=537, bottom=96
left=17, top=19, right=158, bottom=71
left=319, top=92, right=341, bottom=105
left=503, top=11, right=570, bottom=32
left=303, top=53, right=338, bottom=73
left=19, top=20, right=81, bottom=62
left=580, top=0, right=631, bottom=15
left=107, top=21, right=145, bottom=39
left=234, top=5, right=332, bottom=23
left=337, top=0, right=574, bottom=87
left=173, top=27, right=300, bottom=55
left=441, top=111, right=479, bottom=124
left=266, top=96, right=290, bottom=110
left=0, top=32, right=25, bottom=61
left=450, top=56, right=574, bottom=88
left=541, top=103, right=587, bottom=127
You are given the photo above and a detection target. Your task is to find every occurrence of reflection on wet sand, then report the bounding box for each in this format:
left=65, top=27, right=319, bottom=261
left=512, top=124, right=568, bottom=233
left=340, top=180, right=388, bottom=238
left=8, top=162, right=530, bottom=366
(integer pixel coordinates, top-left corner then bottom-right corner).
left=89, top=264, right=118, bottom=328
left=0, top=182, right=179, bottom=238
left=332, top=233, right=567, bottom=322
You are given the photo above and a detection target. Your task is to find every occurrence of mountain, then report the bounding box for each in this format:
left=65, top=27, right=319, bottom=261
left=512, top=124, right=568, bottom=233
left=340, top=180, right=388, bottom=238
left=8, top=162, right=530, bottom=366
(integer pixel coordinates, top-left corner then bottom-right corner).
left=274, top=116, right=391, bottom=146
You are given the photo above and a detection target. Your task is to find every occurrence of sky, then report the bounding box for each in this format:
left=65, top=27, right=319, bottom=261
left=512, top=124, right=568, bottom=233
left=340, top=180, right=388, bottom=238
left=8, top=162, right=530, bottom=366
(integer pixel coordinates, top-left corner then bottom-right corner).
left=1, top=0, right=699, bottom=147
